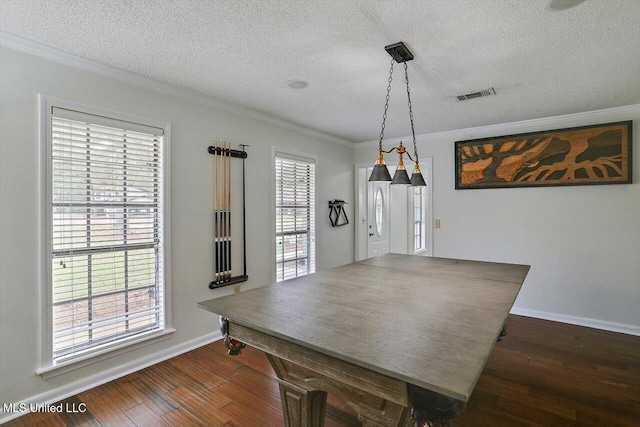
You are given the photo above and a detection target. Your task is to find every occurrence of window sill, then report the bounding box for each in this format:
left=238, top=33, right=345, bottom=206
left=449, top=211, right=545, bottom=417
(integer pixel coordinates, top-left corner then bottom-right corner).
left=37, top=328, right=175, bottom=380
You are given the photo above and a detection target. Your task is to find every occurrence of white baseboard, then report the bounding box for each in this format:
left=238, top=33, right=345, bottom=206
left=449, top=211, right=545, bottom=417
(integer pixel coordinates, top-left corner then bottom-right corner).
left=0, top=331, right=222, bottom=425
left=510, top=307, right=640, bottom=336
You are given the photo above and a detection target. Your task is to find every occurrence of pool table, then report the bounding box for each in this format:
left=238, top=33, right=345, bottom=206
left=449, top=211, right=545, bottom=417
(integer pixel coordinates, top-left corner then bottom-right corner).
left=198, top=254, right=529, bottom=426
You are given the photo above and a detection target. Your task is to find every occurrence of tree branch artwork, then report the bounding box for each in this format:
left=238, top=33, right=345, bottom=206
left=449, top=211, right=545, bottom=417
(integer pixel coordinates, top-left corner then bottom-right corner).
left=455, top=121, right=632, bottom=189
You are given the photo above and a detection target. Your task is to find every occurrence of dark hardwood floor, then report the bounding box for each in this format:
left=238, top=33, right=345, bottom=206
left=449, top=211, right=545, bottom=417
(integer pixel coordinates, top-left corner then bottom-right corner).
left=5, top=315, right=640, bottom=426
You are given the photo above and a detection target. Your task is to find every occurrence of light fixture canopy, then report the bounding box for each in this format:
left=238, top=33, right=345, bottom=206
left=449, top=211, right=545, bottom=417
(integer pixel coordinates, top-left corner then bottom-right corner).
left=368, top=42, right=426, bottom=187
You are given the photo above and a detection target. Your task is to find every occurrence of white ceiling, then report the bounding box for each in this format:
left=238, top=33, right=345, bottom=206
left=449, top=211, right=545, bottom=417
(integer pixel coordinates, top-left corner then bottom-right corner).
left=1, top=0, right=639, bottom=143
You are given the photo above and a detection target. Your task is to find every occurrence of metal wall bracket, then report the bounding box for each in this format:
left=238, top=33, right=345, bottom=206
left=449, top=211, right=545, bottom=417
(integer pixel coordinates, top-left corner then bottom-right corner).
left=328, top=200, right=349, bottom=227
left=207, top=146, right=248, bottom=158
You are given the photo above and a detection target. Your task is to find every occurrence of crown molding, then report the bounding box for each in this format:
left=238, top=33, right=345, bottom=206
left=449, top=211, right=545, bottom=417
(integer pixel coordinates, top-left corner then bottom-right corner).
left=356, top=104, right=640, bottom=148
left=0, top=31, right=354, bottom=148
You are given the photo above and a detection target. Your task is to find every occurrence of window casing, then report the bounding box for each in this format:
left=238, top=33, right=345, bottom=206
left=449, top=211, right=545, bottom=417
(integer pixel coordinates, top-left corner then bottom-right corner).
left=275, top=153, right=316, bottom=282
left=42, top=100, right=170, bottom=370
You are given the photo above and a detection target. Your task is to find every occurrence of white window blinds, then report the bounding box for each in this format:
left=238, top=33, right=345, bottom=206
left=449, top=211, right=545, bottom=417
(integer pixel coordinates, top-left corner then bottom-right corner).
left=50, top=107, right=165, bottom=362
left=275, top=153, right=316, bottom=282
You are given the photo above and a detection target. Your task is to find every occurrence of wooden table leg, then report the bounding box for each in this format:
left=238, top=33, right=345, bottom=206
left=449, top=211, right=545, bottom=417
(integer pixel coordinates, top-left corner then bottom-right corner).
left=267, top=353, right=414, bottom=427
left=277, top=380, right=327, bottom=427
left=231, top=324, right=462, bottom=427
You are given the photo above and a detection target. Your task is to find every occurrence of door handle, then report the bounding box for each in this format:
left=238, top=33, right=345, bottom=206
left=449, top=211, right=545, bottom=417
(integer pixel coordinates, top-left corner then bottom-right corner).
left=369, top=233, right=374, bottom=237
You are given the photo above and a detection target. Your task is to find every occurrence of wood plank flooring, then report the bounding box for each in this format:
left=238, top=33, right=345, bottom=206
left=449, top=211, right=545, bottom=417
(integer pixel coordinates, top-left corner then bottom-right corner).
left=5, top=315, right=639, bottom=426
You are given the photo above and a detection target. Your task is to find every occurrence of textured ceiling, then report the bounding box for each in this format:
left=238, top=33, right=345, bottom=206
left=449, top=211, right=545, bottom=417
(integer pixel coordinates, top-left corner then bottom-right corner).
left=1, top=0, right=639, bottom=143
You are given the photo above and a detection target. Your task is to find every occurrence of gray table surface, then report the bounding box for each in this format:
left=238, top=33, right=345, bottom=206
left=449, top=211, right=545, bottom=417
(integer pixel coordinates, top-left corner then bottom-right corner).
left=198, top=254, right=529, bottom=401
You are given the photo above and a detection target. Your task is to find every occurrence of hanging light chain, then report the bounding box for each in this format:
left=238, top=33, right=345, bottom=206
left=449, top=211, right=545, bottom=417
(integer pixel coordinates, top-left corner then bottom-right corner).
left=378, top=58, right=395, bottom=148
left=404, top=62, right=418, bottom=163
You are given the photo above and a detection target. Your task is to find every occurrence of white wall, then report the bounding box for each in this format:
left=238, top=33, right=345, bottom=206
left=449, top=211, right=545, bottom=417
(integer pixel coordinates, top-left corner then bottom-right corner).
left=0, top=46, right=354, bottom=414
left=356, top=105, right=640, bottom=334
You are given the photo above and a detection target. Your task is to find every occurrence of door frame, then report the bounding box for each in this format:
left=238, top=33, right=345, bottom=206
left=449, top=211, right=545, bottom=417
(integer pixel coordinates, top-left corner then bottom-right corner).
left=354, top=158, right=434, bottom=261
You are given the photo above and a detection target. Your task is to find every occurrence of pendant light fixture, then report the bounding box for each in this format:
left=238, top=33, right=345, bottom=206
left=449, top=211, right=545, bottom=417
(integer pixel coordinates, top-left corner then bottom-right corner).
left=369, top=42, right=426, bottom=187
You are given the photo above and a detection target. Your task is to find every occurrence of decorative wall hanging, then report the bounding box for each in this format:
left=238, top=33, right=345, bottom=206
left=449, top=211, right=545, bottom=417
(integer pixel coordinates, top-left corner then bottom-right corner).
left=208, top=140, right=249, bottom=289
left=328, top=200, right=349, bottom=227
left=455, top=121, right=632, bottom=189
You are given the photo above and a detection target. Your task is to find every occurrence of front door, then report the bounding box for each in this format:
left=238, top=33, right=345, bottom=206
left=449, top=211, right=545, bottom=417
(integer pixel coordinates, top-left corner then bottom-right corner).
left=367, top=181, right=389, bottom=258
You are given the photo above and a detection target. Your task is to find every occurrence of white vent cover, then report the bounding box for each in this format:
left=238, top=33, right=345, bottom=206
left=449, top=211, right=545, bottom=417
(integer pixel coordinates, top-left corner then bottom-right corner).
left=457, top=88, right=496, bottom=101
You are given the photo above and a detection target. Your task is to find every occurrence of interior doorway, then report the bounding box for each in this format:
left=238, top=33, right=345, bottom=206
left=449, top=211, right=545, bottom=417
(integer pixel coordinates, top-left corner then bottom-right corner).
left=355, top=159, right=433, bottom=261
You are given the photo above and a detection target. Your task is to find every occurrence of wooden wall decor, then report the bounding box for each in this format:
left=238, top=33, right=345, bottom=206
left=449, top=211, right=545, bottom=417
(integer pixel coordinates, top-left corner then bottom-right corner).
left=455, top=121, right=632, bottom=189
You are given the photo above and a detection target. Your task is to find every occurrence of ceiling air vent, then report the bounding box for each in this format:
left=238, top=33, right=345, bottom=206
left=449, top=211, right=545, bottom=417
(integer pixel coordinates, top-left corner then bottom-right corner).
left=456, top=88, right=496, bottom=101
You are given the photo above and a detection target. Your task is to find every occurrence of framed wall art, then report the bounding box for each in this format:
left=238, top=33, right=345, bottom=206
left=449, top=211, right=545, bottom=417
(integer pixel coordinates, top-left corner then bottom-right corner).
left=455, top=121, right=632, bottom=189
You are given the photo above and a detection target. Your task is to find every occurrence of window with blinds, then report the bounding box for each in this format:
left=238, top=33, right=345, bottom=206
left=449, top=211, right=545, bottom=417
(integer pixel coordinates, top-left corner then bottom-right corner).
left=49, top=106, right=166, bottom=363
left=275, top=153, right=316, bottom=282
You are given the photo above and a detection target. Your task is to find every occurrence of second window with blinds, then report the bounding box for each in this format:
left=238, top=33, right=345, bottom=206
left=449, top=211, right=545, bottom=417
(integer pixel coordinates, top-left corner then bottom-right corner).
left=275, top=152, right=316, bottom=282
